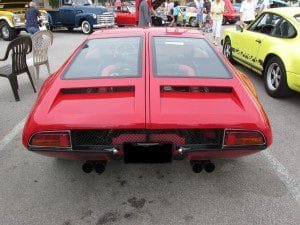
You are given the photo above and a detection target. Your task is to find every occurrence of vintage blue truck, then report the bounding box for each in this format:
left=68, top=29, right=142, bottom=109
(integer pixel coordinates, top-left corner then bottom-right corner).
left=47, top=3, right=115, bottom=34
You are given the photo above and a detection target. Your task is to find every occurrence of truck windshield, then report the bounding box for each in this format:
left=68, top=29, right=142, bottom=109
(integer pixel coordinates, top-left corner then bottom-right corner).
left=0, top=4, right=27, bottom=8
left=152, top=37, right=232, bottom=78
left=63, top=37, right=142, bottom=79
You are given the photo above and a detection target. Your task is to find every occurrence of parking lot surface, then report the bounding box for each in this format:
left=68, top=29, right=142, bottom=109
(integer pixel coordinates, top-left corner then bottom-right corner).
left=0, top=28, right=299, bottom=225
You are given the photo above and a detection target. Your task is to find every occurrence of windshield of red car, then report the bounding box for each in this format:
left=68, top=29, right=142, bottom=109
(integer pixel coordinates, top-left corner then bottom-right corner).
left=63, top=37, right=142, bottom=79
left=152, top=37, right=232, bottom=78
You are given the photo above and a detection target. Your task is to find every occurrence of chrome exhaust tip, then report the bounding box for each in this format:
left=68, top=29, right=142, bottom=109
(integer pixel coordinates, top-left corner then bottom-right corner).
left=202, top=160, right=215, bottom=173
left=190, top=161, right=203, bottom=173
left=94, top=161, right=106, bottom=175
left=82, top=161, right=94, bottom=173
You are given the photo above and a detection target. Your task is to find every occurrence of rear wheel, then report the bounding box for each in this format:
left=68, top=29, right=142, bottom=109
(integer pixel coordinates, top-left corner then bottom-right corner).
left=264, top=56, right=289, bottom=98
left=222, top=17, right=228, bottom=25
left=222, top=37, right=234, bottom=63
left=0, top=21, right=18, bottom=41
left=189, top=17, right=197, bottom=27
left=81, top=20, right=93, bottom=34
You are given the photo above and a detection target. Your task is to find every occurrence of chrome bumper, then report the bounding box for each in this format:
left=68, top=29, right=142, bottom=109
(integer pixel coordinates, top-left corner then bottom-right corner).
left=93, top=23, right=115, bottom=28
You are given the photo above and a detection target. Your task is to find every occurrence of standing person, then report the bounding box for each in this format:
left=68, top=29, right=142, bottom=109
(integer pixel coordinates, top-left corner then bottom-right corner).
left=203, top=0, right=212, bottom=32
left=240, top=0, right=256, bottom=26
left=25, top=1, right=41, bottom=35
left=196, top=0, right=204, bottom=29
left=211, top=0, right=225, bottom=45
left=138, top=0, right=152, bottom=27
left=165, top=0, right=174, bottom=14
left=259, top=0, right=270, bottom=14
left=181, top=7, right=187, bottom=27
left=116, top=0, right=122, bottom=11
left=204, top=0, right=211, bottom=14
left=170, top=1, right=179, bottom=27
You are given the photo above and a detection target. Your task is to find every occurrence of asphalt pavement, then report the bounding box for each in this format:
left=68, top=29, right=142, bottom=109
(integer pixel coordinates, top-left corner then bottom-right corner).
left=0, top=27, right=299, bottom=225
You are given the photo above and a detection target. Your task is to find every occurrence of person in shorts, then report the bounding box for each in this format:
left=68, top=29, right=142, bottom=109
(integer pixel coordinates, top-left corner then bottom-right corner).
left=170, top=1, right=179, bottom=27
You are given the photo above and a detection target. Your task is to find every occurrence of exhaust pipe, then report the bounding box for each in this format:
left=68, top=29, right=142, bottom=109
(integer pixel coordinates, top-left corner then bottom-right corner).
left=94, top=161, right=106, bottom=175
left=190, top=161, right=203, bottom=173
left=82, top=161, right=94, bottom=173
left=202, top=160, right=215, bottom=173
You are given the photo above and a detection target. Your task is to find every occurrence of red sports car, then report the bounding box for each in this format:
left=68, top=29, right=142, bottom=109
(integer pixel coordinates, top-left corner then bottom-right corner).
left=22, top=28, right=272, bottom=174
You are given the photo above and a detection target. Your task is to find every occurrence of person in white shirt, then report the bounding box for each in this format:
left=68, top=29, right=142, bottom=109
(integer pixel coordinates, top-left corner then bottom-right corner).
left=240, top=0, right=256, bottom=26
left=259, top=0, right=270, bottom=14
left=165, top=0, right=174, bottom=14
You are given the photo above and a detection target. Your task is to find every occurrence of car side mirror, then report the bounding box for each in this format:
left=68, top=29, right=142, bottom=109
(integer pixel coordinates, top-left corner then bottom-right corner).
left=236, top=24, right=243, bottom=32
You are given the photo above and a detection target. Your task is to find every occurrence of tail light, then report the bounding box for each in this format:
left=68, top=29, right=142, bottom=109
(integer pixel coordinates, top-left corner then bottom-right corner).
left=223, top=130, right=266, bottom=147
left=29, top=131, right=71, bottom=148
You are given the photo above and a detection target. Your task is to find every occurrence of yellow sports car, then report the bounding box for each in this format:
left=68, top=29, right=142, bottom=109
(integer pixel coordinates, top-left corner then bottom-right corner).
left=222, top=7, right=300, bottom=97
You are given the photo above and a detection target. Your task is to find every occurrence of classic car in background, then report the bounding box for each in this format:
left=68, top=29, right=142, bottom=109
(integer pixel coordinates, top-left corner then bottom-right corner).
left=115, top=0, right=168, bottom=26
left=23, top=27, right=272, bottom=174
left=0, top=0, right=48, bottom=41
left=115, top=4, right=168, bottom=26
left=47, top=2, right=114, bottom=34
left=177, top=6, right=198, bottom=27
left=222, top=7, right=300, bottom=97
left=115, top=5, right=136, bottom=26
left=222, top=0, right=240, bottom=24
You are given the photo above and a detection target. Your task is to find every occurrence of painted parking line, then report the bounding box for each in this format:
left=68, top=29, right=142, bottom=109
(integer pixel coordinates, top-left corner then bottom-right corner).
left=0, top=118, right=26, bottom=152
left=262, top=151, right=300, bottom=205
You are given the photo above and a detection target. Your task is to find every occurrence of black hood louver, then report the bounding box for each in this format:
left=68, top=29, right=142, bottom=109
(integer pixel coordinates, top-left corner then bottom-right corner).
left=61, top=86, right=135, bottom=94
left=160, top=86, right=232, bottom=93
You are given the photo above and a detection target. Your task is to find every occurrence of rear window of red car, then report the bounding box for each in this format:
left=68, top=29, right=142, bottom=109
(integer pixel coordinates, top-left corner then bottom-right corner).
left=152, top=37, right=232, bottom=78
left=63, top=37, right=142, bottom=79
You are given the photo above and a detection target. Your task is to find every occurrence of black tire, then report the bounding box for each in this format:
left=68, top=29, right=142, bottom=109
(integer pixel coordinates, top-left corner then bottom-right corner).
left=0, top=21, right=18, bottom=41
left=152, top=16, right=162, bottom=26
left=264, top=56, right=289, bottom=98
left=222, top=17, right=228, bottom=25
left=189, top=17, right=197, bottom=27
left=15, top=30, right=21, bottom=35
left=222, top=37, right=234, bottom=63
left=229, top=20, right=237, bottom=24
left=81, top=20, right=93, bottom=34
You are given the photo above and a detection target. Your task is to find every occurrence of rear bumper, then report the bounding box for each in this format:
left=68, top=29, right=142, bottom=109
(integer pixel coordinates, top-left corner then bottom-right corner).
left=28, top=147, right=262, bottom=161
left=287, top=71, right=300, bottom=92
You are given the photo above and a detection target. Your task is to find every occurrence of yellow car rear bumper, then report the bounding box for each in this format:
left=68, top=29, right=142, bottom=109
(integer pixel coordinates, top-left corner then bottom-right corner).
left=287, top=71, right=300, bottom=92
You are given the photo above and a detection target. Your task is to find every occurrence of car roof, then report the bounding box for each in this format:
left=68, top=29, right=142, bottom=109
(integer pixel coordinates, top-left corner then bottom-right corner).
left=266, top=7, right=300, bottom=20
left=90, top=27, right=205, bottom=39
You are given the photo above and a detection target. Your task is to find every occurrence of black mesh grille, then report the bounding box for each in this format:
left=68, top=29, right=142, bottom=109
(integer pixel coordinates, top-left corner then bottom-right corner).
left=71, top=129, right=223, bottom=150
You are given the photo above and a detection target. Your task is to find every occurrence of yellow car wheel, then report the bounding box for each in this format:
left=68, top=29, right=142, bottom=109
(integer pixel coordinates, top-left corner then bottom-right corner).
left=0, top=21, right=18, bottom=41
left=189, top=17, right=197, bottom=27
left=222, top=37, right=234, bottom=63
left=264, top=56, right=289, bottom=98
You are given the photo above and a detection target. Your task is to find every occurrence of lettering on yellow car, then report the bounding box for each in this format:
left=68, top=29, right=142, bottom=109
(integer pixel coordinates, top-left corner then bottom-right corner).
left=232, top=47, right=263, bottom=66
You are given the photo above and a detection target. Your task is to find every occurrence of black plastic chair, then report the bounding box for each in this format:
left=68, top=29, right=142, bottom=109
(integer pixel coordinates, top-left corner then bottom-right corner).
left=0, top=36, right=36, bottom=101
